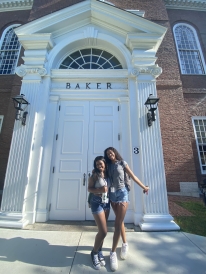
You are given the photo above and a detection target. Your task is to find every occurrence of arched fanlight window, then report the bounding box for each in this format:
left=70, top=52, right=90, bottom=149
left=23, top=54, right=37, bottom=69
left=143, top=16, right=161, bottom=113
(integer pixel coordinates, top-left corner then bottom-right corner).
left=59, top=49, right=123, bottom=69
left=173, top=23, right=206, bottom=75
left=0, top=24, right=21, bottom=75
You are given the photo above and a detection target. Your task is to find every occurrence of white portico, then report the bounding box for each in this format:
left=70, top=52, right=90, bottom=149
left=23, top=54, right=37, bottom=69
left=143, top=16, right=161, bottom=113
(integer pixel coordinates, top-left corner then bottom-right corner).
left=0, top=0, right=179, bottom=230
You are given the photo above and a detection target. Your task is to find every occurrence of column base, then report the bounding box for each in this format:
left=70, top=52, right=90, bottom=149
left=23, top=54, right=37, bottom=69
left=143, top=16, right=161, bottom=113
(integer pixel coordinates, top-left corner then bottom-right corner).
left=139, top=214, right=180, bottom=231
left=0, top=212, right=29, bottom=229
left=35, top=209, right=49, bottom=223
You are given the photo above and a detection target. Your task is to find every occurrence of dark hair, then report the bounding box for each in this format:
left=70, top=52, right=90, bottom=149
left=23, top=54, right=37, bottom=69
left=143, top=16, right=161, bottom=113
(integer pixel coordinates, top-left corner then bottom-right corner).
left=104, top=147, right=123, bottom=164
left=93, top=156, right=107, bottom=174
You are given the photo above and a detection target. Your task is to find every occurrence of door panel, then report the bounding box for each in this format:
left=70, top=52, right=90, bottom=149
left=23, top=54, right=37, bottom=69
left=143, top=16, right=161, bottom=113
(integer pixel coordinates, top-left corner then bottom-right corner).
left=86, top=101, right=120, bottom=220
left=50, top=100, right=120, bottom=220
left=50, top=101, right=89, bottom=220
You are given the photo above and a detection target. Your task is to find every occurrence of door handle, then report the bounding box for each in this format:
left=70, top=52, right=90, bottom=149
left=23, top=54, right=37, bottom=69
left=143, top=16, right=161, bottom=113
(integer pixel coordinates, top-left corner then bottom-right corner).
left=83, top=173, right=86, bottom=186
left=88, top=173, right=91, bottom=178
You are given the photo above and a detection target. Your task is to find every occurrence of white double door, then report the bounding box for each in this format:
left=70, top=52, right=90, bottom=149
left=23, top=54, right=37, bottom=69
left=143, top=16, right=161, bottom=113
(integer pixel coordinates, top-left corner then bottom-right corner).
left=50, top=100, right=120, bottom=220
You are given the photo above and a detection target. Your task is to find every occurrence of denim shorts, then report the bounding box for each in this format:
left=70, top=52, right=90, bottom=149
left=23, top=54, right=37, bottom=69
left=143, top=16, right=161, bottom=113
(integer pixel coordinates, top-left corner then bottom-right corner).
left=109, top=186, right=129, bottom=203
left=90, top=195, right=110, bottom=215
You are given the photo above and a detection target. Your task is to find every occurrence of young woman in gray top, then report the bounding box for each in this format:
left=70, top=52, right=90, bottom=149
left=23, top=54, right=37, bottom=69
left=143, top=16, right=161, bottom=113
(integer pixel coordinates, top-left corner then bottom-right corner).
left=88, top=156, right=110, bottom=270
left=104, top=147, right=149, bottom=272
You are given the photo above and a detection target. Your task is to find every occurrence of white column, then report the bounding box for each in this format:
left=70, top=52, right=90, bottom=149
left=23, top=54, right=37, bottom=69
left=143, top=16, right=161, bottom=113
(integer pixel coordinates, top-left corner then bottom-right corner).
left=0, top=68, right=50, bottom=227
left=1, top=80, right=42, bottom=213
left=133, top=68, right=179, bottom=231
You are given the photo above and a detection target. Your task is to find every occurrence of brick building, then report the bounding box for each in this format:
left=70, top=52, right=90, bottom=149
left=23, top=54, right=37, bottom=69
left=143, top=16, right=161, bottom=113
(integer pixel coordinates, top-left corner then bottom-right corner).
left=0, top=0, right=205, bottom=229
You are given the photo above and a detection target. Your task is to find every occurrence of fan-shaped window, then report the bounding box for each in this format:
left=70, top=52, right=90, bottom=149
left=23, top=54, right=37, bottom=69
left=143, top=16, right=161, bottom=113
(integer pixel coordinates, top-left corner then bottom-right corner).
left=0, top=25, right=21, bottom=75
left=59, top=49, right=123, bottom=69
left=173, top=23, right=205, bottom=75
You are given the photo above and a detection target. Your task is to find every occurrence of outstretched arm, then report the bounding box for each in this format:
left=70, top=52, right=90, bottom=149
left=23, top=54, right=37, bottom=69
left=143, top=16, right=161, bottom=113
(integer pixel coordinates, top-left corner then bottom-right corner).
left=124, top=165, right=149, bottom=194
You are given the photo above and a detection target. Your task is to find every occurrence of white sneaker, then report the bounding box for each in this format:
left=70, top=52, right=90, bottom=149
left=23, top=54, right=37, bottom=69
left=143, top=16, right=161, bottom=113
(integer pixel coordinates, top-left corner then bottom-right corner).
left=110, top=251, right=118, bottom=272
left=120, top=242, right=129, bottom=260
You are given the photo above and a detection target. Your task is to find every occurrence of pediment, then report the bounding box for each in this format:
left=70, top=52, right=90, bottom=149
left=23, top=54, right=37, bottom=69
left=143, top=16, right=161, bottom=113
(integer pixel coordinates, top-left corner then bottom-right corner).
left=15, top=0, right=166, bottom=39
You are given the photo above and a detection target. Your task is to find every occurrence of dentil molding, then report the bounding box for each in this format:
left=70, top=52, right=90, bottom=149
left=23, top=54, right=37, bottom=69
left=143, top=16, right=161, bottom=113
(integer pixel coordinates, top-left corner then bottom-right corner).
left=16, top=66, right=47, bottom=77
left=0, top=0, right=33, bottom=12
left=164, top=0, right=206, bottom=11
left=131, top=65, right=162, bottom=78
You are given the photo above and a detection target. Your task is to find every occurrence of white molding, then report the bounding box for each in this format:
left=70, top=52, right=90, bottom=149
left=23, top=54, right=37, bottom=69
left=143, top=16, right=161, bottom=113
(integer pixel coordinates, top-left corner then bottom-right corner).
left=51, top=69, right=129, bottom=80
left=0, top=0, right=33, bottom=12
left=131, top=65, right=162, bottom=78
left=192, top=116, right=206, bottom=174
left=126, top=33, right=166, bottom=52
left=126, top=10, right=145, bottom=17
left=139, top=214, right=180, bottom=231
left=16, top=66, right=47, bottom=77
left=0, top=213, right=29, bottom=228
left=14, top=0, right=167, bottom=38
left=164, top=0, right=206, bottom=11
left=16, top=34, right=55, bottom=50
left=0, top=115, right=3, bottom=133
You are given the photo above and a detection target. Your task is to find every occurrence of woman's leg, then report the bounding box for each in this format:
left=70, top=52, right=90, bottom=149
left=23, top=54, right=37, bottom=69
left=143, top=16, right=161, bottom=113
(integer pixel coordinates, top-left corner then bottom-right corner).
left=112, top=203, right=127, bottom=243
left=93, top=210, right=110, bottom=252
left=111, top=202, right=128, bottom=252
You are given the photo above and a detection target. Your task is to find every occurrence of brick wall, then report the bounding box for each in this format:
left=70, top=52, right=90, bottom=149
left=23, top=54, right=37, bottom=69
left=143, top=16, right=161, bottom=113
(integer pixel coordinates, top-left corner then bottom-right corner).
left=167, top=9, right=206, bottom=188
left=29, top=0, right=85, bottom=21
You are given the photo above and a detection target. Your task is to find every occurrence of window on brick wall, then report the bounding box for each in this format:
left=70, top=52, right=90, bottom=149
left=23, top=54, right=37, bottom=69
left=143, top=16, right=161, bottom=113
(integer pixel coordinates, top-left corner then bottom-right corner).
left=0, top=115, right=3, bottom=133
left=0, top=24, right=21, bottom=75
left=193, top=117, right=206, bottom=174
left=173, top=23, right=206, bottom=75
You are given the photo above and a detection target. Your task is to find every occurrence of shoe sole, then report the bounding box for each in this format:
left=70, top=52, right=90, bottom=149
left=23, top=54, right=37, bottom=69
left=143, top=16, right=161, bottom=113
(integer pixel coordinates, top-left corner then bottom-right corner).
left=120, top=253, right=127, bottom=260
left=100, top=261, right=106, bottom=266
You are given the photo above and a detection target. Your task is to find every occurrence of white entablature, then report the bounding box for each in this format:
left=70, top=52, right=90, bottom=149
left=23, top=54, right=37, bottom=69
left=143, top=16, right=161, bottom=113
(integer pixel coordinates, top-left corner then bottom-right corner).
left=0, top=0, right=33, bottom=12
left=164, top=0, right=206, bottom=11
left=14, top=0, right=166, bottom=72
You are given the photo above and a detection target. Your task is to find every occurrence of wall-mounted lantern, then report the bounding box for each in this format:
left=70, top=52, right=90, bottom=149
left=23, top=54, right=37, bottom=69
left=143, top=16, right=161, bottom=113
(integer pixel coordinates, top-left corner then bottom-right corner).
left=144, top=94, right=159, bottom=127
left=12, top=94, right=29, bottom=126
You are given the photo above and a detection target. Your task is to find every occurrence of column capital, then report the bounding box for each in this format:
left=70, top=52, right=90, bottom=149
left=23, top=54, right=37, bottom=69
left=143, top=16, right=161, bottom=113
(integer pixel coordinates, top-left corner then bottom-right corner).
left=131, top=65, right=162, bottom=78
left=16, top=65, right=47, bottom=78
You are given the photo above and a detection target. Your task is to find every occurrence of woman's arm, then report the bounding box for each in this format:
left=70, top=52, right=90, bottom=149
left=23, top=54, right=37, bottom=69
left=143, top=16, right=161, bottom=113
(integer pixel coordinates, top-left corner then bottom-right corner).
left=124, top=165, right=149, bottom=193
left=88, top=175, right=108, bottom=194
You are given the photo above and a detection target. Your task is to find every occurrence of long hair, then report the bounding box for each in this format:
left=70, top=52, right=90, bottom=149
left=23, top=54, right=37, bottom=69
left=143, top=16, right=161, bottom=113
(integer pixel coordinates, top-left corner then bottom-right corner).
left=93, top=156, right=107, bottom=178
left=104, top=147, right=123, bottom=164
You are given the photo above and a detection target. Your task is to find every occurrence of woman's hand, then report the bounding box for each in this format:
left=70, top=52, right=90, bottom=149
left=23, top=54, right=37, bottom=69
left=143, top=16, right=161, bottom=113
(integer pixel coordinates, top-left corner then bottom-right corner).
left=100, top=186, right=108, bottom=193
left=143, top=186, right=149, bottom=195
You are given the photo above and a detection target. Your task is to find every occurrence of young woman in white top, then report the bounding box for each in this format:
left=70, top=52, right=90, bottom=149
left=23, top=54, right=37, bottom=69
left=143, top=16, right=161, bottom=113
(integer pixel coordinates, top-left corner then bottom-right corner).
left=104, top=147, right=149, bottom=272
left=88, top=156, right=110, bottom=270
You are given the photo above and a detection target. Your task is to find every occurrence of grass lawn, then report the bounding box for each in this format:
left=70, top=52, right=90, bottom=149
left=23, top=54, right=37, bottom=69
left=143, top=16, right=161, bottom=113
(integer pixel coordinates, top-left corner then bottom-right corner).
left=174, top=201, right=206, bottom=237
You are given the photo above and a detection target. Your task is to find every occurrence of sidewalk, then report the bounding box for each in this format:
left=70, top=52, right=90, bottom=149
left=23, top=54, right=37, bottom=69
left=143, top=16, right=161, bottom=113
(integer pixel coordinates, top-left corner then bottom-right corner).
left=0, top=228, right=206, bottom=274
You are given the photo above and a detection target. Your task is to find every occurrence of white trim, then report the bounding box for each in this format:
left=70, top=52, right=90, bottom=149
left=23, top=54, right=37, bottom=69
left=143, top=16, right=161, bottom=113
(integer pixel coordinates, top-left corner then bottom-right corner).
left=15, top=0, right=167, bottom=37
left=0, top=115, right=4, bottom=133
left=98, top=0, right=115, bottom=6
left=164, top=0, right=206, bottom=11
left=0, top=24, right=21, bottom=48
left=0, top=0, right=33, bottom=12
left=126, top=10, right=145, bottom=17
left=173, top=23, right=206, bottom=75
left=192, top=116, right=206, bottom=174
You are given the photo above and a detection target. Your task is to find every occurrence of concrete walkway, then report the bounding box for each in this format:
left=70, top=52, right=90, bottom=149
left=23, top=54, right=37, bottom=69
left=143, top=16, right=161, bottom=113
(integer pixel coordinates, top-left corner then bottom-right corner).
left=0, top=229, right=206, bottom=274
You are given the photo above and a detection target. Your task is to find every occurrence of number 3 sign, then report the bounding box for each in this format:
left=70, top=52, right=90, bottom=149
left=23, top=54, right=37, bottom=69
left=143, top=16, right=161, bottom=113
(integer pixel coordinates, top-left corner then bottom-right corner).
left=133, top=147, right=139, bottom=154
